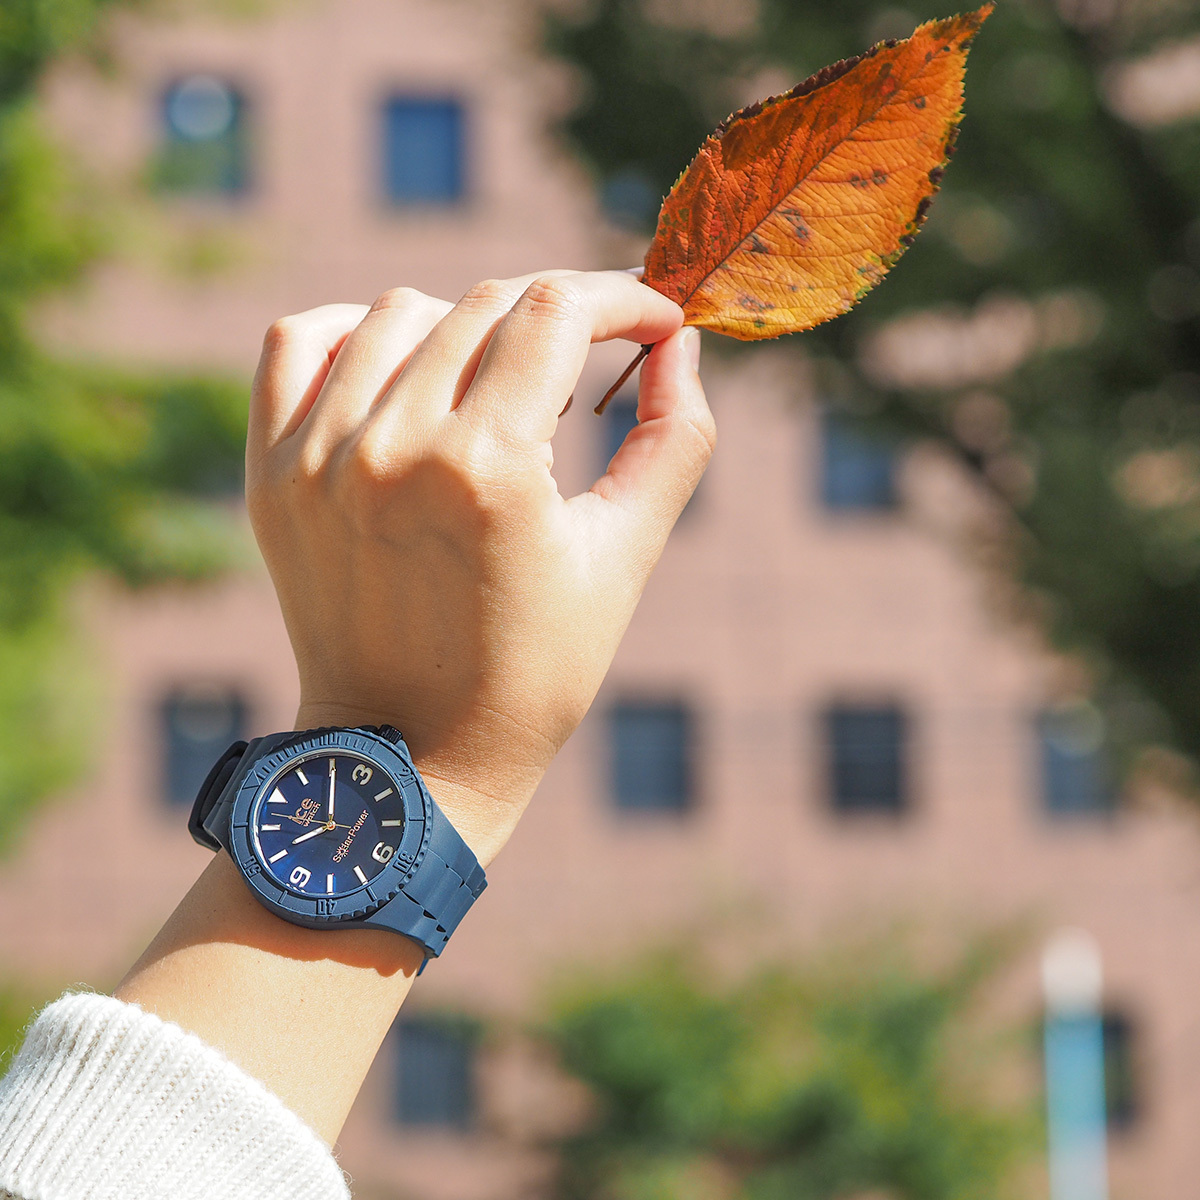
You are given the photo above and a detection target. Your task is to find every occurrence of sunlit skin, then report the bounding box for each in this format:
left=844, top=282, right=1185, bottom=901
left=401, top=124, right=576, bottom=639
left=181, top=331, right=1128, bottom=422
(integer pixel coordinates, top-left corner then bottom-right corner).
left=116, top=268, right=714, bottom=1143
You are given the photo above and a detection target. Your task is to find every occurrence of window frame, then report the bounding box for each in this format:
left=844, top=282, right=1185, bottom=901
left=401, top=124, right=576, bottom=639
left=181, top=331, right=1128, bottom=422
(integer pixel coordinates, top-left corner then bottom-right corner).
left=822, top=702, right=910, bottom=816
left=1035, top=707, right=1116, bottom=819
left=816, top=408, right=901, bottom=513
left=153, top=74, right=251, bottom=198
left=159, top=686, right=249, bottom=809
left=1101, top=1010, right=1138, bottom=1131
left=607, top=698, right=696, bottom=814
left=392, top=1013, right=479, bottom=1130
left=380, top=94, right=467, bottom=208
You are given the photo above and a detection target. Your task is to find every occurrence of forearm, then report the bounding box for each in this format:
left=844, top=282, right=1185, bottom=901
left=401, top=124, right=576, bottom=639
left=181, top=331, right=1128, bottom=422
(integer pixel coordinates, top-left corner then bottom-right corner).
left=114, top=270, right=707, bottom=1151
left=115, top=749, right=504, bottom=1144
left=114, top=851, right=417, bottom=1143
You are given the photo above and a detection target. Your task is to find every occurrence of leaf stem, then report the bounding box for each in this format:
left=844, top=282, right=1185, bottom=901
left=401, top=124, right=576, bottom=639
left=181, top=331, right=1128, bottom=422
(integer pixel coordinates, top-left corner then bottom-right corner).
left=595, top=345, right=651, bottom=415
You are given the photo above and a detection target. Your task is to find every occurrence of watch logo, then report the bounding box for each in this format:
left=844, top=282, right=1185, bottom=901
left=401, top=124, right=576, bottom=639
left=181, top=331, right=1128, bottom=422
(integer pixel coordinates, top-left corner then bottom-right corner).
left=292, top=796, right=321, bottom=825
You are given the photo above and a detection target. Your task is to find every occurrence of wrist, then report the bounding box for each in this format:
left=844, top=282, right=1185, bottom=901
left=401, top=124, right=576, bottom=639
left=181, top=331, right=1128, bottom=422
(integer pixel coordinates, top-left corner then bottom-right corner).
left=292, top=702, right=521, bottom=867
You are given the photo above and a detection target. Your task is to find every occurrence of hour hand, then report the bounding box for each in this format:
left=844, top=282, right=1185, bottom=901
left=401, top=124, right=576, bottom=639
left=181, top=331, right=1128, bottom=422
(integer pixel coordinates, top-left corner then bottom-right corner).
left=292, top=824, right=327, bottom=846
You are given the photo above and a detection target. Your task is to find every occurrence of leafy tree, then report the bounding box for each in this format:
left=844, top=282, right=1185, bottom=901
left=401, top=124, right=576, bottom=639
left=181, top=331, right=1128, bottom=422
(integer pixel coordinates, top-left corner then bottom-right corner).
left=0, top=0, right=246, bottom=846
left=546, top=0, right=1200, bottom=777
left=545, top=947, right=1030, bottom=1200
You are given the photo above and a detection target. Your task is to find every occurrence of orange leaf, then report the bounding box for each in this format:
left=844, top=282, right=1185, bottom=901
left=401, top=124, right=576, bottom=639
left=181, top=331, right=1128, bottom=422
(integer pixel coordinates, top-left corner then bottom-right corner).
left=645, top=5, right=991, bottom=340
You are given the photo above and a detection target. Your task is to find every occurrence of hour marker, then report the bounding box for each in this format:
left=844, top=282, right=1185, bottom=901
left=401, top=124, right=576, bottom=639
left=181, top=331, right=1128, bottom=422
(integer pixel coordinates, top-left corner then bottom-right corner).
left=296, top=769, right=308, bottom=785
left=374, top=787, right=394, bottom=801
left=268, top=849, right=288, bottom=864
left=268, top=789, right=287, bottom=805
left=381, top=819, right=402, bottom=827
left=353, top=865, right=368, bottom=884
left=261, top=824, right=281, bottom=831
left=326, top=874, right=335, bottom=893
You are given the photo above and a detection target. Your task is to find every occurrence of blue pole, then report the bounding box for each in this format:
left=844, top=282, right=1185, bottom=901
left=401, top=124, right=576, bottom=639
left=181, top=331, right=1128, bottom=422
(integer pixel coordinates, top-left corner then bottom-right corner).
left=1043, top=936, right=1108, bottom=1200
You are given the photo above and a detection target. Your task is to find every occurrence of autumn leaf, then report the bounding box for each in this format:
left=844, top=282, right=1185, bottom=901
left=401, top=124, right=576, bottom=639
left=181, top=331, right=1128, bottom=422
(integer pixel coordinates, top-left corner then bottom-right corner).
left=597, top=5, right=992, bottom=412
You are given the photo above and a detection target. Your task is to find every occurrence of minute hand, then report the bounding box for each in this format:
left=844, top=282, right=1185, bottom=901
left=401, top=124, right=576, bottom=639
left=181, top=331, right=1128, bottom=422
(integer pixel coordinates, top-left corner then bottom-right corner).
left=328, top=757, right=336, bottom=823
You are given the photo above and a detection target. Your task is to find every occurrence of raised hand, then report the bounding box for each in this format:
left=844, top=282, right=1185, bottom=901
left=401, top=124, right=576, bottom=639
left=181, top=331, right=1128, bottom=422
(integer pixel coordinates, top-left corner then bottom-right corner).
left=246, top=270, right=713, bottom=866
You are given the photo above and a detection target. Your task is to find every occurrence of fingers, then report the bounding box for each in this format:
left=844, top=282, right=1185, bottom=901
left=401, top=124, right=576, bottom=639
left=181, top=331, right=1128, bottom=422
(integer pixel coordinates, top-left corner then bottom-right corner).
left=301, top=287, right=453, bottom=440
left=459, top=272, right=684, bottom=444
left=249, top=303, right=369, bottom=458
left=584, top=326, right=714, bottom=566
left=381, top=270, right=583, bottom=425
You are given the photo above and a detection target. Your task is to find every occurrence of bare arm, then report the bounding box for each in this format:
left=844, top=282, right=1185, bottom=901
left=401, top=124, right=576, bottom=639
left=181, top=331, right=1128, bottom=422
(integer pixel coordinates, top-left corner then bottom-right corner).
left=115, top=270, right=713, bottom=1144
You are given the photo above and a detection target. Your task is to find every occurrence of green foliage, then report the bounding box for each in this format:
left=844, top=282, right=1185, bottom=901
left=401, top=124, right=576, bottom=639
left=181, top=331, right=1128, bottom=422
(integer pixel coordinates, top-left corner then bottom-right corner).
left=0, top=613, right=88, bottom=845
left=547, top=0, right=1200, bottom=776
left=0, top=986, right=42, bottom=1072
left=0, top=352, right=249, bottom=847
left=545, top=948, right=1030, bottom=1200
left=0, top=0, right=247, bottom=848
left=0, top=0, right=122, bottom=108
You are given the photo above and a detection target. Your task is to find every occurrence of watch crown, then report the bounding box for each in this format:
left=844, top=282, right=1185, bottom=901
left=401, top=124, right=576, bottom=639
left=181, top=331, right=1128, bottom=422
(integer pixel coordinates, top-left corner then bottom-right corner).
left=377, top=724, right=404, bottom=744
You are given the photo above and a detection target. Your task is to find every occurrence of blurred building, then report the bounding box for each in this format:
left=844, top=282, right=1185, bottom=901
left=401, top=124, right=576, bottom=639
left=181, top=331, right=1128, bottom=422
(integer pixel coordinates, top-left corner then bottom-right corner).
left=5, top=0, right=1200, bottom=1195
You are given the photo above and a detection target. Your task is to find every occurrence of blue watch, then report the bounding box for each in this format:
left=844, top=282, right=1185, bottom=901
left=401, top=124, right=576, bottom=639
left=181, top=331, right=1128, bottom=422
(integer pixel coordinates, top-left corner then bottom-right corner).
left=188, top=723, right=486, bottom=966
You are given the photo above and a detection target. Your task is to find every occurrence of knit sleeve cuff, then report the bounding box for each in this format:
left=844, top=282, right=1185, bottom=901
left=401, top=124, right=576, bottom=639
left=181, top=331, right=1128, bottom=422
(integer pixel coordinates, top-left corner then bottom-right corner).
left=0, top=992, right=350, bottom=1200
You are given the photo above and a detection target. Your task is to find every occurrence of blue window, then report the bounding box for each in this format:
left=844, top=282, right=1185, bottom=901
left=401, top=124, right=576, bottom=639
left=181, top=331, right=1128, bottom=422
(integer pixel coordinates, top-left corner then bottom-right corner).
left=604, top=395, right=639, bottom=467
left=1037, top=707, right=1114, bottom=815
left=1102, top=1012, right=1137, bottom=1129
left=826, top=705, right=907, bottom=813
left=155, top=75, right=248, bottom=195
left=161, top=688, right=247, bottom=807
left=393, top=1016, right=476, bottom=1129
left=382, top=97, right=465, bottom=205
left=610, top=701, right=692, bottom=812
left=600, top=167, right=660, bottom=231
left=819, top=410, right=898, bottom=511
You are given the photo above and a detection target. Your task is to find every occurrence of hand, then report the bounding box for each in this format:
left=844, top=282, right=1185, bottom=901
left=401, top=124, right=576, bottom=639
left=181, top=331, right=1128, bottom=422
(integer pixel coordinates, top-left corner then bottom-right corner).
left=246, top=270, right=714, bottom=866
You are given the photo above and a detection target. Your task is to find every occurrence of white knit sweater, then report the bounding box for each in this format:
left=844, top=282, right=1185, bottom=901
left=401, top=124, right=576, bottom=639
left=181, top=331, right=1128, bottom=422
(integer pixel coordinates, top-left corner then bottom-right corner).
left=0, top=993, right=350, bottom=1200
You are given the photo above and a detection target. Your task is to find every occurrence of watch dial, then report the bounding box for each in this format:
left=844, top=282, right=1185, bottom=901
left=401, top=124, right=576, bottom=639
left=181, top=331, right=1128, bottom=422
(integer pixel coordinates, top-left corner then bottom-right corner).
left=251, top=752, right=406, bottom=897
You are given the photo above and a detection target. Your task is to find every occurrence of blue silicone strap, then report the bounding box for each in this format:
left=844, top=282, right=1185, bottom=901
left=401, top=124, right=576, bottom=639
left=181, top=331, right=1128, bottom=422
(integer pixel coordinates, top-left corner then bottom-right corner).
left=368, top=799, right=487, bottom=956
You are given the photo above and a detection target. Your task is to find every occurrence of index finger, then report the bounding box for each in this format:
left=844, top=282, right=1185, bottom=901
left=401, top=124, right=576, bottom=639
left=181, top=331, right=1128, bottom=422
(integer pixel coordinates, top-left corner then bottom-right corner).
left=457, top=272, right=683, bottom=444
left=249, top=303, right=370, bottom=460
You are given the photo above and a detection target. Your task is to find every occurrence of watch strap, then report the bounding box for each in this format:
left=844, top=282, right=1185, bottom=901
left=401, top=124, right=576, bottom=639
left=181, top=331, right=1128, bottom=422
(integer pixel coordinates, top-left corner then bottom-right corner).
left=188, top=732, right=293, bottom=853
left=188, top=739, right=249, bottom=851
left=368, top=798, right=488, bottom=957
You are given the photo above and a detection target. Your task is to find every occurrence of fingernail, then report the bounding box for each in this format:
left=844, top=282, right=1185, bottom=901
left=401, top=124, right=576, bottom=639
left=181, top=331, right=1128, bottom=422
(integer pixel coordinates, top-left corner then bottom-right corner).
left=684, top=326, right=702, bottom=370
left=621, top=266, right=646, bottom=279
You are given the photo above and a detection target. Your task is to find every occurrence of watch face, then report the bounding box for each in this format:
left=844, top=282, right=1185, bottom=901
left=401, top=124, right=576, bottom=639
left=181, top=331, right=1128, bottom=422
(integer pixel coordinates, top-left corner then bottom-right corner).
left=250, top=751, right=406, bottom=897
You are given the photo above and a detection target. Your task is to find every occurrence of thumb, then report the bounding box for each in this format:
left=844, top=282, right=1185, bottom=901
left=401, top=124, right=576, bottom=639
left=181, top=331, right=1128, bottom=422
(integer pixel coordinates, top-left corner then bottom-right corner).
left=587, top=326, right=716, bottom=570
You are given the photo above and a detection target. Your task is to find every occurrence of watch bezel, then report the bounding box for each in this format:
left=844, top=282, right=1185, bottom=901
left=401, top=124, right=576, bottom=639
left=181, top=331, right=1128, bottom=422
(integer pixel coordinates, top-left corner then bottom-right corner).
left=227, top=728, right=432, bottom=926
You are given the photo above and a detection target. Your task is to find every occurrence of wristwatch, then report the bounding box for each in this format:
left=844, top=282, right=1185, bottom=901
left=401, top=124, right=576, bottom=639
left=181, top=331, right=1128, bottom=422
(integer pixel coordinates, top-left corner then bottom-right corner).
left=188, top=723, right=486, bottom=967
